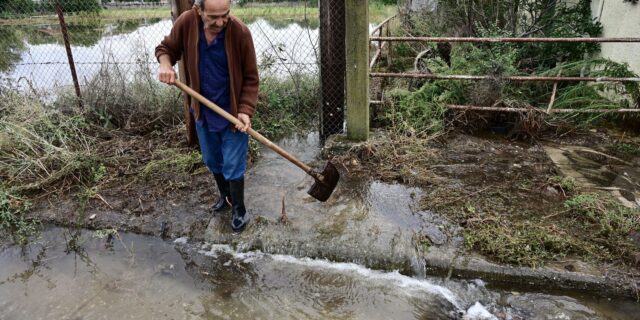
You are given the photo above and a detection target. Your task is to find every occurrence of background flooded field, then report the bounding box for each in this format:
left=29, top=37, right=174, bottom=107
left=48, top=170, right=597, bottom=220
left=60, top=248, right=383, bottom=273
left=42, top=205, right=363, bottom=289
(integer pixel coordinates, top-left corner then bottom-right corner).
left=1, top=17, right=321, bottom=91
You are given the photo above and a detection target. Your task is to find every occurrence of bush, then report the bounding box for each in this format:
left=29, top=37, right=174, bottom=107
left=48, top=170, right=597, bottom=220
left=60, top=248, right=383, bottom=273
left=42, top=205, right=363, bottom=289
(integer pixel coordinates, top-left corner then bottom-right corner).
left=383, top=81, right=453, bottom=137
left=0, top=0, right=38, bottom=15
left=40, top=0, right=101, bottom=14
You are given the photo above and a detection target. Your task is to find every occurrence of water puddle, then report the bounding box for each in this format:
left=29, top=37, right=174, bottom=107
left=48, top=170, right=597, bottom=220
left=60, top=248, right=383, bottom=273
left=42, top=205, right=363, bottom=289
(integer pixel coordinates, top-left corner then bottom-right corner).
left=205, top=132, right=448, bottom=272
left=1, top=227, right=638, bottom=319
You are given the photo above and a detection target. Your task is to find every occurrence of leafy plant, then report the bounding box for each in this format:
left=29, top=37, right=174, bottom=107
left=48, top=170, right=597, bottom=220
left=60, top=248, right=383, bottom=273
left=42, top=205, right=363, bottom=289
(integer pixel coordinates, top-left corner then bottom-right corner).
left=384, top=82, right=452, bottom=137
left=0, top=190, right=38, bottom=245
left=548, top=175, right=577, bottom=193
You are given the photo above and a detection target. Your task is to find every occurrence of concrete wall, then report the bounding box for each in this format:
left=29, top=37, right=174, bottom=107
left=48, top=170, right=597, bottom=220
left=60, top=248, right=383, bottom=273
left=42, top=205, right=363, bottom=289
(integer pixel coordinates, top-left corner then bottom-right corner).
left=408, top=0, right=437, bottom=11
left=591, top=0, right=640, bottom=75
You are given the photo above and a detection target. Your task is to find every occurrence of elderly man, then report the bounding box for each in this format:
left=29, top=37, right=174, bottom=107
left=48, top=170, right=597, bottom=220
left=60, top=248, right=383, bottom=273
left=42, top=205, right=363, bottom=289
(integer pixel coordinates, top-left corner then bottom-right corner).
left=155, top=0, right=259, bottom=233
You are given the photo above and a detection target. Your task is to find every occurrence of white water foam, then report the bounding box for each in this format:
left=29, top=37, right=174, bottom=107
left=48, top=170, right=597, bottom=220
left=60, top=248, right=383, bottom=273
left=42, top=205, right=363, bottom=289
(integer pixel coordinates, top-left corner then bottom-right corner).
left=196, top=247, right=500, bottom=318
left=463, top=302, right=497, bottom=320
left=197, top=244, right=235, bottom=257
left=233, top=251, right=463, bottom=310
left=173, top=237, right=189, bottom=244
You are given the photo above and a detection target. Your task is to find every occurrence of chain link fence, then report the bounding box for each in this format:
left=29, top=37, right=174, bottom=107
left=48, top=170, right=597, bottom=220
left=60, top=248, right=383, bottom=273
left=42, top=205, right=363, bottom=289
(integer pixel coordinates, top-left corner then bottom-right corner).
left=0, top=0, right=342, bottom=139
left=319, top=0, right=344, bottom=139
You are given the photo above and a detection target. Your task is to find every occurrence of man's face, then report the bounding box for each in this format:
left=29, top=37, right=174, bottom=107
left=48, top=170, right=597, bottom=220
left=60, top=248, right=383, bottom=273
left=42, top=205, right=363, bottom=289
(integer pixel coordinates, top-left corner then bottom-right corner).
left=198, top=0, right=230, bottom=34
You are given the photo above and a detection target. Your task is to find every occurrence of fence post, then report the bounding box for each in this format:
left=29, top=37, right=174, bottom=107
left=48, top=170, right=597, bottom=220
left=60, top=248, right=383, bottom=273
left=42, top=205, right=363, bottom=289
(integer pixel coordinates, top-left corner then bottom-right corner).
left=55, top=0, right=83, bottom=109
left=319, top=0, right=346, bottom=141
left=345, top=0, right=369, bottom=141
left=170, top=0, right=196, bottom=146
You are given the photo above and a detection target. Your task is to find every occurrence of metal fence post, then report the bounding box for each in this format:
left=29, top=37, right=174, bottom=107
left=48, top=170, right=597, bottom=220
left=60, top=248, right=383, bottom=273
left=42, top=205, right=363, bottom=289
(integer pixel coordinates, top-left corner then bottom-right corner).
left=55, top=0, right=83, bottom=108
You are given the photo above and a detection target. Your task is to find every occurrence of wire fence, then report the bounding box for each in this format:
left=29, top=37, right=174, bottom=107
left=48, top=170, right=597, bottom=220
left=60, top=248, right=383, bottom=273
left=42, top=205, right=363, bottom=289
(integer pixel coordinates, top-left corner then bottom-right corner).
left=0, top=0, right=330, bottom=136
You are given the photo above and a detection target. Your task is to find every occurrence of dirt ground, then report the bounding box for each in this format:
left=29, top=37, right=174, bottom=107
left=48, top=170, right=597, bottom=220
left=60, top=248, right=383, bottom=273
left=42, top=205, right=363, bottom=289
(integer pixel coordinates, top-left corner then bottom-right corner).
left=327, top=126, right=640, bottom=273
left=26, top=127, right=214, bottom=241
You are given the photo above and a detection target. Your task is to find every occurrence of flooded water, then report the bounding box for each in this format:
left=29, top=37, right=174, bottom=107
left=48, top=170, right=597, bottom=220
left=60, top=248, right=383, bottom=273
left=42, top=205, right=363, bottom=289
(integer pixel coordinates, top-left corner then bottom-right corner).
left=1, top=227, right=638, bottom=320
left=1, top=17, right=319, bottom=91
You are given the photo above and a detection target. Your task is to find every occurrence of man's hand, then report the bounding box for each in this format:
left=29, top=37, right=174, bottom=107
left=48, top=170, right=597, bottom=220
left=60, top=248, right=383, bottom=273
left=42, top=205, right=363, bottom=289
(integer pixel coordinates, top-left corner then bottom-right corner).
left=158, top=55, right=176, bottom=84
left=159, top=65, right=176, bottom=84
left=236, top=113, right=251, bottom=132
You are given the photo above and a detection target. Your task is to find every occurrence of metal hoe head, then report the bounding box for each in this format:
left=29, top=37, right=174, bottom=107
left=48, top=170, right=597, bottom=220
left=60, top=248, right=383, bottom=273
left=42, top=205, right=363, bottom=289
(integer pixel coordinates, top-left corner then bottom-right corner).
left=307, top=161, right=340, bottom=202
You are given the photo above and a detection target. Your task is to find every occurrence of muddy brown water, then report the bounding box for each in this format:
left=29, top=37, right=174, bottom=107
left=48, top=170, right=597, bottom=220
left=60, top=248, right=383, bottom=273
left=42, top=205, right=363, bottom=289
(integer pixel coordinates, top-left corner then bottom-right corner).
left=1, top=226, right=639, bottom=320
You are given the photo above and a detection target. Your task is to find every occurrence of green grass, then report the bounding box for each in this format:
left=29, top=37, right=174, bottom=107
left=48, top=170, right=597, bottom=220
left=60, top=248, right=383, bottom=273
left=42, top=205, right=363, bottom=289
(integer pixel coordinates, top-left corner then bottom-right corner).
left=611, top=143, right=640, bottom=157
left=464, top=192, right=639, bottom=267
left=140, top=148, right=201, bottom=180
left=548, top=176, right=578, bottom=193
left=0, top=4, right=397, bottom=26
left=464, top=221, right=575, bottom=268
left=253, top=73, right=319, bottom=140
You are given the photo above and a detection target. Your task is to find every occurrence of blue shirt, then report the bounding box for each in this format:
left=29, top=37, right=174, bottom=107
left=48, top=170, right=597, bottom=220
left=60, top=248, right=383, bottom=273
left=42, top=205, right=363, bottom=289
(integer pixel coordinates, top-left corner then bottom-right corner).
left=197, top=27, right=231, bottom=132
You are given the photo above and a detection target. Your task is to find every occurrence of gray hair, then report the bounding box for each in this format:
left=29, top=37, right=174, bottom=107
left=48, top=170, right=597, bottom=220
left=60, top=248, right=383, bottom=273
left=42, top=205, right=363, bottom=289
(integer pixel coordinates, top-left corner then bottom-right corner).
left=194, top=0, right=232, bottom=9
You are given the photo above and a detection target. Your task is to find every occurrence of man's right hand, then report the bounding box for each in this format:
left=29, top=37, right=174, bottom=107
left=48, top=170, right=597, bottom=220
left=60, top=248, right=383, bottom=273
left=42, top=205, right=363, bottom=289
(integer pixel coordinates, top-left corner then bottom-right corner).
left=158, top=55, right=176, bottom=84
left=159, top=64, right=176, bottom=85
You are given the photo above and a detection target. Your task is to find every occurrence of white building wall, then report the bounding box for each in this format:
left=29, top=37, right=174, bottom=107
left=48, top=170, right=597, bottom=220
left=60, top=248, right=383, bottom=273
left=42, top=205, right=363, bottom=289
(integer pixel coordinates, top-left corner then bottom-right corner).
left=408, top=0, right=438, bottom=11
left=591, top=0, right=640, bottom=74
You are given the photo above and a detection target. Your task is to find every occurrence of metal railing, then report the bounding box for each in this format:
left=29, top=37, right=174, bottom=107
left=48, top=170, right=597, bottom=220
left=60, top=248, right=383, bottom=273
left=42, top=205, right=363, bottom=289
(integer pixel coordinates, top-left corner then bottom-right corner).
left=368, top=31, right=640, bottom=114
left=369, top=13, right=397, bottom=70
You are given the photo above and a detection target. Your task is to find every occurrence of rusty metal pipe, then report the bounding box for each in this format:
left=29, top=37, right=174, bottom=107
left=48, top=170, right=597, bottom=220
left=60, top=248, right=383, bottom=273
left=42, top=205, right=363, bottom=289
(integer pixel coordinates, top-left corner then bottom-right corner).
left=370, top=14, right=397, bottom=36
left=370, top=101, right=639, bottom=113
left=55, top=0, right=82, bottom=108
left=369, top=36, right=640, bottom=43
left=370, top=72, right=640, bottom=83
left=447, top=105, right=640, bottom=113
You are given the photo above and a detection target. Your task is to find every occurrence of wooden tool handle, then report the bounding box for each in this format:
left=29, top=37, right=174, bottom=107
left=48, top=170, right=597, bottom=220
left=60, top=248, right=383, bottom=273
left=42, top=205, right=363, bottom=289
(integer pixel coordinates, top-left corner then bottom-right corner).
left=174, top=80, right=315, bottom=175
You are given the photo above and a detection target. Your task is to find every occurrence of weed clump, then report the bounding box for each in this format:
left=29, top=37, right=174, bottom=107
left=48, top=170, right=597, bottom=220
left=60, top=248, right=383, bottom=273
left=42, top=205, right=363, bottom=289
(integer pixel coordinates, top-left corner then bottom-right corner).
left=464, top=221, right=575, bottom=268
left=141, top=148, right=202, bottom=180
left=464, top=192, right=639, bottom=267
left=564, top=193, right=639, bottom=260
left=0, top=190, right=39, bottom=245
left=253, top=73, right=319, bottom=140
left=0, top=82, right=99, bottom=192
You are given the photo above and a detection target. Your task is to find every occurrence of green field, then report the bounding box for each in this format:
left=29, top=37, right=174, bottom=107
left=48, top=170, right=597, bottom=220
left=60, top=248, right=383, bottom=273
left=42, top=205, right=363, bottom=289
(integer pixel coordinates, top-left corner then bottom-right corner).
left=0, top=4, right=396, bottom=26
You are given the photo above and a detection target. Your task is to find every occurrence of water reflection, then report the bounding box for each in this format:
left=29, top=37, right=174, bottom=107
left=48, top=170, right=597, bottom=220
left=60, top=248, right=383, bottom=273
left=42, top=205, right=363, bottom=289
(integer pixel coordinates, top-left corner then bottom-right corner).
left=0, top=17, right=320, bottom=91
left=0, top=28, right=25, bottom=72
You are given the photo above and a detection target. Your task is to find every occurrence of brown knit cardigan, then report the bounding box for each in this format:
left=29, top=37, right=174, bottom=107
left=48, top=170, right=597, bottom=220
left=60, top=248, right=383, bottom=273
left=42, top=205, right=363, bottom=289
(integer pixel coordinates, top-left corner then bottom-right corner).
left=155, top=8, right=259, bottom=145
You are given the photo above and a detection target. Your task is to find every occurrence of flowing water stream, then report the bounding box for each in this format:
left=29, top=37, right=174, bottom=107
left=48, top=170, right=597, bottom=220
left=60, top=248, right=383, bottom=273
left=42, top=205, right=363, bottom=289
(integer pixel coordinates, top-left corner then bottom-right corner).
left=1, top=226, right=638, bottom=319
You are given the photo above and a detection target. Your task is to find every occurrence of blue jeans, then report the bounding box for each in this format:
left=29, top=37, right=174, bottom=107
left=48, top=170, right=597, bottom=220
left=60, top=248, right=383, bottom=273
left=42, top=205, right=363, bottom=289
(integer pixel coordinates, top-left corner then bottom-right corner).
left=195, top=123, right=248, bottom=181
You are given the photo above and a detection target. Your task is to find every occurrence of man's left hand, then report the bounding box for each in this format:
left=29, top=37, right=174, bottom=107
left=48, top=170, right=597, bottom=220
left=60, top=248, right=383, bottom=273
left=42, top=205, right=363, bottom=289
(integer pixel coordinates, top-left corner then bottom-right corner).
left=236, top=113, right=251, bottom=132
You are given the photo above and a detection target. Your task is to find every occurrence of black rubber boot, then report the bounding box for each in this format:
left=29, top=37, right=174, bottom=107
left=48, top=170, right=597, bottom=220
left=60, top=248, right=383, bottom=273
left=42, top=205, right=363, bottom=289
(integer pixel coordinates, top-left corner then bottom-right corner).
left=229, top=178, right=248, bottom=232
left=212, top=173, right=230, bottom=212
